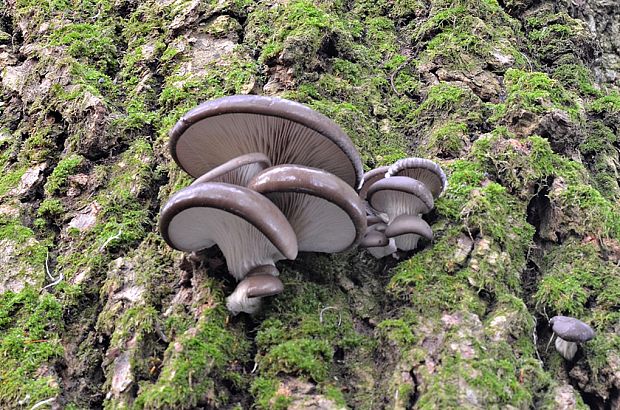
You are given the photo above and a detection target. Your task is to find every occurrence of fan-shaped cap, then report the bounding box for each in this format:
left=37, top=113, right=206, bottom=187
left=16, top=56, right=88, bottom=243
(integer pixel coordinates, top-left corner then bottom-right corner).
left=244, top=273, right=284, bottom=298
left=191, top=152, right=271, bottom=186
left=360, top=229, right=389, bottom=248
left=170, top=95, right=364, bottom=188
left=359, top=166, right=390, bottom=200
left=248, top=164, right=366, bottom=253
left=385, top=214, right=433, bottom=251
left=226, top=269, right=284, bottom=315
left=159, top=182, right=298, bottom=278
left=387, top=157, right=447, bottom=198
left=366, top=176, right=434, bottom=219
left=550, top=316, right=595, bottom=343
left=385, top=214, right=433, bottom=241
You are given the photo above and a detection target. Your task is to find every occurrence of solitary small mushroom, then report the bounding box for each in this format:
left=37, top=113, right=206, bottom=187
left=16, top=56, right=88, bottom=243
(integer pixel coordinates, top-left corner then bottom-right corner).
left=159, top=182, right=298, bottom=314
left=549, top=316, right=595, bottom=361
left=387, top=157, right=447, bottom=199
left=191, top=152, right=271, bottom=186
left=169, top=95, right=364, bottom=189
left=384, top=214, right=433, bottom=251
left=366, top=176, right=434, bottom=222
left=248, top=165, right=366, bottom=253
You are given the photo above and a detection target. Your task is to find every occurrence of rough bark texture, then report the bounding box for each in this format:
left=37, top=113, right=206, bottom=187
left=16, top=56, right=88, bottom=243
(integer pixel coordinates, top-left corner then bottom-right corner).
left=0, top=0, right=619, bottom=409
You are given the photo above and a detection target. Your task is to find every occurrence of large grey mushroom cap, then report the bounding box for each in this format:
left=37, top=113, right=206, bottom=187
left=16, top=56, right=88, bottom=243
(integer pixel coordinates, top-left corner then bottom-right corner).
left=248, top=164, right=367, bottom=253
left=191, top=152, right=271, bottom=186
left=550, top=316, right=595, bottom=343
left=387, top=157, right=447, bottom=199
left=385, top=214, right=433, bottom=251
left=159, top=182, right=298, bottom=280
left=170, top=95, right=364, bottom=189
left=359, top=166, right=390, bottom=200
left=366, top=176, right=434, bottom=221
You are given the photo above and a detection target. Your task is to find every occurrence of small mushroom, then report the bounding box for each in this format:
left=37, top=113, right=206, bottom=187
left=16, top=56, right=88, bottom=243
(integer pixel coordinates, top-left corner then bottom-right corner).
left=359, top=226, right=397, bottom=259
left=226, top=266, right=284, bottom=314
left=191, top=152, right=271, bottom=186
left=549, top=316, right=595, bottom=361
left=248, top=164, right=366, bottom=253
left=360, top=229, right=389, bottom=248
left=159, top=182, right=298, bottom=314
left=384, top=214, right=433, bottom=251
left=359, top=165, right=390, bottom=200
left=367, top=238, right=397, bottom=259
left=387, top=157, right=447, bottom=199
left=169, top=95, right=364, bottom=189
left=366, top=176, right=434, bottom=222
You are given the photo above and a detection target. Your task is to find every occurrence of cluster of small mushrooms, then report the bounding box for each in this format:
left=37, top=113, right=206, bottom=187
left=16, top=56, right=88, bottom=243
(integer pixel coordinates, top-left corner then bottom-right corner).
left=159, top=95, right=445, bottom=314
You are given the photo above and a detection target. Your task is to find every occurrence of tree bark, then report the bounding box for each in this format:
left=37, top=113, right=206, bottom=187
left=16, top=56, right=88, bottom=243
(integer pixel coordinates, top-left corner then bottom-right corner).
left=0, top=0, right=619, bottom=408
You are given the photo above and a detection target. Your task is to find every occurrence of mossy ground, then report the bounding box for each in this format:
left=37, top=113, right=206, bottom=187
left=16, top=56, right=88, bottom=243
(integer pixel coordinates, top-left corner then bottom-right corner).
left=0, top=0, right=619, bottom=408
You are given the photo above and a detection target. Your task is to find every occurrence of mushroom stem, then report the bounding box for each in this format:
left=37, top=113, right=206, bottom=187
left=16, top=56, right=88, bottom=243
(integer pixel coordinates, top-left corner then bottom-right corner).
left=226, top=265, right=283, bottom=315
left=555, top=337, right=578, bottom=361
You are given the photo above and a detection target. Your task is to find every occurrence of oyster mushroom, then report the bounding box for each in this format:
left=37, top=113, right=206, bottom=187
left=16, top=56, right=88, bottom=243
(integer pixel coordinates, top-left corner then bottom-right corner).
left=387, top=157, right=447, bottom=199
left=549, top=316, right=595, bottom=361
left=225, top=265, right=283, bottom=315
left=385, top=214, right=433, bottom=251
left=359, top=224, right=397, bottom=259
left=191, top=152, right=271, bottom=186
left=248, top=164, right=366, bottom=253
left=366, top=176, right=434, bottom=222
left=169, top=95, right=364, bottom=189
left=159, top=182, right=298, bottom=314
left=359, top=165, right=390, bottom=200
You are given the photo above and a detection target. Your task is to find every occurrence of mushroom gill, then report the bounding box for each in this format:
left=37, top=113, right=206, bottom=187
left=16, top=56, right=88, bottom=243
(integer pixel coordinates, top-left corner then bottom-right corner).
left=191, top=152, right=271, bottom=186
left=248, top=165, right=366, bottom=253
left=170, top=95, right=364, bottom=189
left=160, top=183, right=297, bottom=279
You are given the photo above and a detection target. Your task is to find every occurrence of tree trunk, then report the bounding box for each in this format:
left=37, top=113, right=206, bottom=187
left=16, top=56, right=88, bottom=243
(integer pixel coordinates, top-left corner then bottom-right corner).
left=0, top=0, right=619, bottom=408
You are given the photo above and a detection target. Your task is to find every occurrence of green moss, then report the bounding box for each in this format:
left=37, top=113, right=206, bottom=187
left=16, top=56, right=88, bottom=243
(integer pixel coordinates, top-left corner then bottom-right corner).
left=0, top=165, right=26, bottom=197
left=552, top=64, right=600, bottom=97
left=37, top=199, right=65, bottom=219
left=44, top=154, right=84, bottom=195
left=589, top=92, right=620, bottom=114
left=49, top=22, right=118, bottom=72
left=534, top=240, right=615, bottom=316
left=0, top=287, right=64, bottom=406
left=134, top=305, right=249, bottom=409
left=251, top=377, right=291, bottom=410
left=502, top=69, right=581, bottom=121
left=425, top=121, right=467, bottom=158
left=261, top=339, right=333, bottom=382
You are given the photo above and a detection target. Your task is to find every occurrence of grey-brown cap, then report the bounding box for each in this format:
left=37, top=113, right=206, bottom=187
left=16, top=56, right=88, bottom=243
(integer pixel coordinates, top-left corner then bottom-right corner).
left=159, top=182, right=298, bottom=279
left=360, top=229, right=389, bottom=248
left=169, top=95, right=364, bottom=189
left=385, top=214, right=433, bottom=251
left=387, top=157, right=447, bottom=198
left=366, top=176, right=434, bottom=220
left=550, top=316, right=595, bottom=343
left=248, top=164, right=367, bottom=253
left=359, top=166, right=390, bottom=200
left=226, top=270, right=284, bottom=315
left=191, top=152, right=271, bottom=186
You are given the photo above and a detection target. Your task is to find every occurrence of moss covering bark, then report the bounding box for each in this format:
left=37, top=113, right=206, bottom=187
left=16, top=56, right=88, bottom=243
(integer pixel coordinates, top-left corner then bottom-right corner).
left=0, top=0, right=619, bottom=408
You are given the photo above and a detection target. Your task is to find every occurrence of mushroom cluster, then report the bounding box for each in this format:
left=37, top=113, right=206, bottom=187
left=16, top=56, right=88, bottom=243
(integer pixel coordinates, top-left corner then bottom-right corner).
left=359, top=158, right=446, bottom=259
left=159, top=95, right=367, bottom=314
